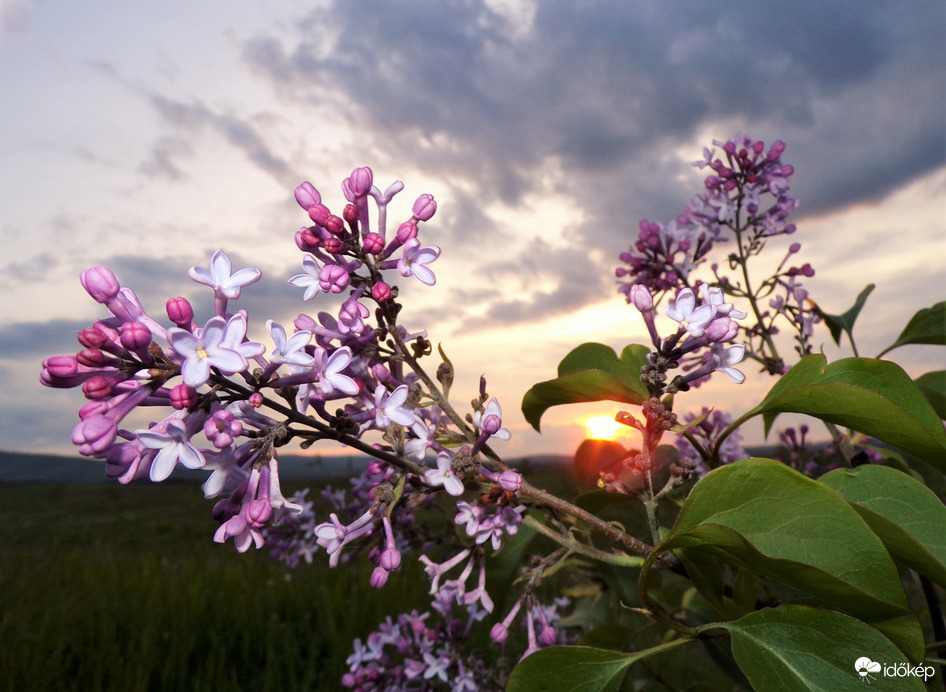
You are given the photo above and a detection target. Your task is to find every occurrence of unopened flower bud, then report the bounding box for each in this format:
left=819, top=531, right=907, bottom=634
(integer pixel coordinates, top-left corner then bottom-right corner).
left=324, top=214, right=345, bottom=235
left=80, top=266, right=121, bottom=303
left=166, top=296, right=194, bottom=328
left=82, top=376, right=112, bottom=400
left=307, top=203, right=331, bottom=225
left=629, top=285, right=654, bottom=312
left=363, top=233, right=384, bottom=255
left=490, top=622, right=509, bottom=644
left=371, top=281, right=392, bottom=302
left=347, top=167, right=373, bottom=197
left=248, top=392, right=264, bottom=408
left=245, top=499, right=272, bottom=527
left=369, top=565, right=389, bottom=589
left=170, top=383, right=198, bottom=410
left=412, top=194, right=436, bottom=221
left=381, top=547, right=401, bottom=572
left=294, top=181, right=321, bottom=210
left=319, top=264, right=350, bottom=293
left=396, top=221, right=417, bottom=242
left=120, top=321, right=152, bottom=352
left=343, top=203, right=359, bottom=224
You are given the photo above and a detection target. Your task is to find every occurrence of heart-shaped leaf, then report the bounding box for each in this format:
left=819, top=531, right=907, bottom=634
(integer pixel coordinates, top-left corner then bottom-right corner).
left=717, top=605, right=927, bottom=692
left=915, top=370, right=946, bottom=419
left=821, top=464, right=946, bottom=588
left=647, top=458, right=923, bottom=659
left=521, top=343, right=650, bottom=431
left=506, top=640, right=693, bottom=692
left=748, top=355, right=946, bottom=471
left=878, top=301, right=946, bottom=357
left=816, top=283, right=875, bottom=348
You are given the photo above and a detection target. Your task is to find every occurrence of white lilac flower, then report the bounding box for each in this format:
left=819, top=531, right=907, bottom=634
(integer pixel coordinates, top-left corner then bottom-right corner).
left=288, top=254, right=324, bottom=301
left=266, top=320, right=314, bottom=367
left=168, top=317, right=247, bottom=388
left=188, top=249, right=261, bottom=299
left=137, top=419, right=205, bottom=482
left=374, top=384, right=415, bottom=428
left=424, top=452, right=464, bottom=496
left=666, top=288, right=714, bottom=337
left=397, top=238, right=441, bottom=286
left=317, top=347, right=359, bottom=396
left=713, top=343, right=747, bottom=384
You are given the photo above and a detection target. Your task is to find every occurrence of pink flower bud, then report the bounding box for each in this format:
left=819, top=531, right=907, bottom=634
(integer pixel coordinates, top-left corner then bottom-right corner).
left=166, top=296, right=194, bottom=327
left=245, top=499, right=272, bottom=527
left=78, top=327, right=108, bottom=349
left=539, top=625, right=557, bottom=647
left=298, top=227, right=321, bottom=250
left=412, top=194, right=436, bottom=221
left=170, top=384, right=198, bottom=410
left=371, top=281, right=392, bottom=302
left=490, top=622, right=509, bottom=644
left=248, top=392, right=264, bottom=408
left=363, top=233, right=384, bottom=255
left=347, top=167, right=373, bottom=197
left=629, top=285, right=654, bottom=312
left=322, top=236, right=343, bottom=254
left=324, top=214, right=345, bottom=235
left=77, top=348, right=108, bottom=367
left=44, top=355, right=78, bottom=378
left=381, top=547, right=401, bottom=572
left=80, top=266, right=121, bottom=303
left=397, top=221, right=417, bottom=242
left=82, top=376, right=112, bottom=400
left=343, top=203, right=359, bottom=224
left=294, top=181, right=321, bottom=210
left=307, top=203, right=331, bottom=225
left=120, top=321, right=152, bottom=352
left=319, top=264, right=350, bottom=293
left=370, top=565, right=389, bottom=589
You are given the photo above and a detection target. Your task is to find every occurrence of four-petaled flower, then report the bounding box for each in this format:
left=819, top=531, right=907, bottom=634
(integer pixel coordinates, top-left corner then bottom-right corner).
left=374, top=384, right=415, bottom=428
left=137, top=419, right=206, bottom=482
left=424, top=452, right=464, bottom=495
left=188, top=250, right=261, bottom=299
left=266, top=320, right=314, bottom=367
left=397, top=238, right=441, bottom=286
left=168, top=317, right=248, bottom=388
left=666, top=288, right=714, bottom=337
left=288, top=254, right=324, bottom=301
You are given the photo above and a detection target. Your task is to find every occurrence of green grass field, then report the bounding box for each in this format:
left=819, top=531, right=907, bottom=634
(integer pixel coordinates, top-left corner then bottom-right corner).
left=0, top=481, right=432, bottom=692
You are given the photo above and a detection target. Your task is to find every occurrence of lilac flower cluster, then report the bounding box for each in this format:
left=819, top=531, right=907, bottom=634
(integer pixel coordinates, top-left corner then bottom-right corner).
left=40, top=168, right=523, bottom=560
left=617, top=135, right=817, bottom=375
left=674, top=407, right=747, bottom=478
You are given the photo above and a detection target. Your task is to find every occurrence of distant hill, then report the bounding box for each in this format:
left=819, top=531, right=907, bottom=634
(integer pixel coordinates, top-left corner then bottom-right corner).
left=0, top=450, right=375, bottom=484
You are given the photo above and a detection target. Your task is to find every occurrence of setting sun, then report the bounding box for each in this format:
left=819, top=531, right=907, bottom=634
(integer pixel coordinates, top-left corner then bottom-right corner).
left=583, top=415, right=622, bottom=440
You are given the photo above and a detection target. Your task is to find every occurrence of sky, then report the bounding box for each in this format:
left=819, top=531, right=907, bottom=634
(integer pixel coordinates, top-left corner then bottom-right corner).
left=1, top=0, right=944, bottom=461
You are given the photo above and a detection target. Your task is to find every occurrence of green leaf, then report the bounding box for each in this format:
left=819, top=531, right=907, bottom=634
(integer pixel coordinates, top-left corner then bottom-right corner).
left=717, top=605, right=927, bottom=692
left=821, top=464, right=946, bottom=588
left=749, top=355, right=946, bottom=471
left=915, top=371, right=946, bottom=419
left=506, top=640, right=693, bottom=692
left=878, top=301, right=946, bottom=357
left=816, top=283, right=875, bottom=348
left=651, top=459, right=923, bottom=659
left=521, top=343, right=650, bottom=432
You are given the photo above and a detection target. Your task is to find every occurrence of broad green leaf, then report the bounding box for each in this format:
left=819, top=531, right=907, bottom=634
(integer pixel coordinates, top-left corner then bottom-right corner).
left=521, top=343, right=650, bottom=431
left=878, top=301, right=946, bottom=357
left=749, top=355, right=946, bottom=471
left=717, top=605, right=927, bottom=692
left=816, top=283, right=875, bottom=348
left=915, top=371, right=946, bottom=419
left=651, top=459, right=922, bottom=659
left=506, top=640, right=693, bottom=692
left=821, top=465, right=946, bottom=588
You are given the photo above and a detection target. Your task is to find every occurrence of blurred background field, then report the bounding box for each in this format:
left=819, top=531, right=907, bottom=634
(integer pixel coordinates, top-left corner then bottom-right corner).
left=0, top=452, right=577, bottom=692
left=0, top=474, right=429, bottom=692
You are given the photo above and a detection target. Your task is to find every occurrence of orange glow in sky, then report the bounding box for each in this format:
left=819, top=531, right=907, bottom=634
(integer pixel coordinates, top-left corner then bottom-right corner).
left=582, top=415, right=623, bottom=441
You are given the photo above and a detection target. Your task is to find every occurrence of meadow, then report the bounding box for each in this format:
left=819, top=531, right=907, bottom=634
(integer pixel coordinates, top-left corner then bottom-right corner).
left=0, top=480, right=433, bottom=692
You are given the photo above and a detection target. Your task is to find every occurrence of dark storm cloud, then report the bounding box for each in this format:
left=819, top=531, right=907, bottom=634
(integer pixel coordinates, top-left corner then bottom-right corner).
left=240, top=0, right=943, bottom=323
left=146, top=95, right=295, bottom=185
